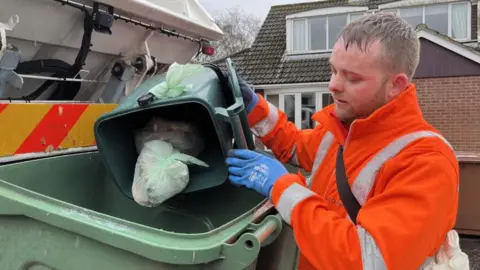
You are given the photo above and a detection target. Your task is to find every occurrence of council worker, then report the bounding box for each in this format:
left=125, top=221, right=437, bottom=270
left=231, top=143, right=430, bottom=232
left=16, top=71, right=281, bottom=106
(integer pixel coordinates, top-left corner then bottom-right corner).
left=226, top=12, right=469, bottom=270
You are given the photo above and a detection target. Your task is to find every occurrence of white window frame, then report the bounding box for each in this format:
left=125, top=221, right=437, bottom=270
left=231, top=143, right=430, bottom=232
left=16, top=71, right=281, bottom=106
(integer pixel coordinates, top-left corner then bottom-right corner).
left=381, top=1, right=471, bottom=41
left=258, top=86, right=331, bottom=151
left=286, top=6, right=369, bottom=54
left=262, top=85, right=330, bottom=129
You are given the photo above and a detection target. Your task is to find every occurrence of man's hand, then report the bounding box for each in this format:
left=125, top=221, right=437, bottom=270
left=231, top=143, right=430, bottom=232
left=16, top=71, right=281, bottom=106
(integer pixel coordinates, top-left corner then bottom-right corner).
left=238, top=78, right=258, bottom=113
left=226, top=149, right=288, bottom=197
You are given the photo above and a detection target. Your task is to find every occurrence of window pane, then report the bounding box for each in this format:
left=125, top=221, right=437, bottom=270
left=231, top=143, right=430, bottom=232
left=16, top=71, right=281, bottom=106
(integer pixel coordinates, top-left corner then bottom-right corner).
left=284, top=95, right=296, bottom=123
left=400, top=7, right=423, bottom=29
left=349, top=13, right=363, bottom=22
left=425, top=4, right=448, bottom=36
left=382, top=9, right=399, bottom=15
left=451, top=3, right=468, bottom=39
left=266, top=94, right=279, bottom=107
left=328, top=14, right=348, bottom=49
left=293, top=19, right=306, bottom=52
left=322, top=93, right=334, bottom=108
left=308, top=17, right=327, bottom=51
left=301, top=93, right=315, bottom=129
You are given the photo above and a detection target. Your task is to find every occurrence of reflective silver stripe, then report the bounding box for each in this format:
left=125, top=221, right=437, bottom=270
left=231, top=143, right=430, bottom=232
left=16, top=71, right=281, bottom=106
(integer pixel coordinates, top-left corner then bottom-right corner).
left=250, top=102, right=279, bottom=137
left=359, top=224, right=432, bottom=270
left=276, top=183, right=316, bottom=225
left=306, top=131, right=334, bottom=188
left=352, top=131, right=452, bottom=269
left=289, top=145, right=299, bottom=166
left=352, top=130, right=452, bottom=205
left=306, top=176, right=313, bottom=188
left=357, top=225, right=387, bottom=269
left=305, top=177, right=313, bottom=188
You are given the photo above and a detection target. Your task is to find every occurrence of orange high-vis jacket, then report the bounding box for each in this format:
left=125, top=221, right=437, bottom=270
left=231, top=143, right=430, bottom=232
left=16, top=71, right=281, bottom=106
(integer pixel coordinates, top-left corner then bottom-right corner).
left=247, top=84, right=459, bottom=270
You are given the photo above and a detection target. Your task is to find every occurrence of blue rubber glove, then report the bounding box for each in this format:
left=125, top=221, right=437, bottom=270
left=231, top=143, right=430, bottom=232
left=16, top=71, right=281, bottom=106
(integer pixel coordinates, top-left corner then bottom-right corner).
left=238, top=78, right=258, bottom=113
left=226, top=149, right=288, bottom=198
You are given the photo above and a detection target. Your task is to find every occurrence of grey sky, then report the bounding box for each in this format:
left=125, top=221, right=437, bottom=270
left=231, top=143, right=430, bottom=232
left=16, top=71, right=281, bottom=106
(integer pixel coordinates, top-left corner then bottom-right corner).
left=199, top=0, right=318, bottom=21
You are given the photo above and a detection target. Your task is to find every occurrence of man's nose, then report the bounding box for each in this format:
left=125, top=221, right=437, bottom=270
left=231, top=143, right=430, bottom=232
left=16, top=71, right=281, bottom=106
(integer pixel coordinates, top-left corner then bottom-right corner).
left=328, top=74, right=343, bottom=93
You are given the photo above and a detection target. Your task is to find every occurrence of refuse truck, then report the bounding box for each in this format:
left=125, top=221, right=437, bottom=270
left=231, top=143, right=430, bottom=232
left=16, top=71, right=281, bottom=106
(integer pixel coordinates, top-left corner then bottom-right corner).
left=0, top=58, right=300, bottom=270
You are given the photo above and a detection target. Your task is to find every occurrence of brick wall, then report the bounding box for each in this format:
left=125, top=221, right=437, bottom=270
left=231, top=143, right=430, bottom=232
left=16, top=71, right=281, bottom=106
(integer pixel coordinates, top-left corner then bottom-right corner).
left=413, top=76, right=480, bottom=153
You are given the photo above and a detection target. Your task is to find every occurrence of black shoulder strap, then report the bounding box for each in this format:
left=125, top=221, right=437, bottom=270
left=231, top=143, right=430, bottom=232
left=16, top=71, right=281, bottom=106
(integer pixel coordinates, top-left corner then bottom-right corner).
left=336, top=145, right=362, bottom=224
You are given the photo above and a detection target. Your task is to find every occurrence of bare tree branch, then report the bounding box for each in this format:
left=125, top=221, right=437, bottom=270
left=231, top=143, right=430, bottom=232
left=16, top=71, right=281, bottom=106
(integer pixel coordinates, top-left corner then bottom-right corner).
left=190, top=5, right=262, bottom=63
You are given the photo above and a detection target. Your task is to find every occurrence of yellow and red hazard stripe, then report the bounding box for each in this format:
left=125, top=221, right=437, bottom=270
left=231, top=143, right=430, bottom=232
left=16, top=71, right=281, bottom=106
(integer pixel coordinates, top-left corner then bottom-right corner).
left=0, top=103, right=117, bottom=157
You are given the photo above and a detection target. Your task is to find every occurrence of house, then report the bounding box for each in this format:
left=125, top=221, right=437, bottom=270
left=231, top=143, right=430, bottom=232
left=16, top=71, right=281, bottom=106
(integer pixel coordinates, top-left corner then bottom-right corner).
left=214, top=0, right=480, bottom=154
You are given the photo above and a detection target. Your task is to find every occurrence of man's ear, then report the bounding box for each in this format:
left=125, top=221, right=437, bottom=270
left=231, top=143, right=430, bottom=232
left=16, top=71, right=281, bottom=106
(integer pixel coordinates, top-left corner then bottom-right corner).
left=387, top=73, right=409, bottom=100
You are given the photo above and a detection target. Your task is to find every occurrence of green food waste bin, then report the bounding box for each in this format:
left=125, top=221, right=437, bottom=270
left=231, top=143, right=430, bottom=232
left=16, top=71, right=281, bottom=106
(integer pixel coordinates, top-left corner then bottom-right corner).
left=0, top=57, right=302, bottom=270
left=94, top=58, right=256, bottom=199
left=0, top=149, right=284, bottom=270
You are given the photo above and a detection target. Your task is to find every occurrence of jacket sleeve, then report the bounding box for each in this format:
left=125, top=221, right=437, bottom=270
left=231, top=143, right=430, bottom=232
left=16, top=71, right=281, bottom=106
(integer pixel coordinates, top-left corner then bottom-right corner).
left=248, top=94, right=329, bottom=172
left=270, top=149, right=459, bottom=270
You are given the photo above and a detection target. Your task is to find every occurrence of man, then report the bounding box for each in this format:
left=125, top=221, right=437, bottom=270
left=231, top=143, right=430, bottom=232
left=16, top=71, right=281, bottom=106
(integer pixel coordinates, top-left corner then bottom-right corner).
left=225, top=13, right=465, bottom=269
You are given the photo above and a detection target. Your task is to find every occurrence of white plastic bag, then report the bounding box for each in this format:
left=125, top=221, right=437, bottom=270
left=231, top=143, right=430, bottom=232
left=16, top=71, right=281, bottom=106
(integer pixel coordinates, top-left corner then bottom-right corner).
left=132, top=140, right=209, bottom=207
left=423, top=230, right=470, bottom=270
left=134, top=116, right=205, bottom=157
left=148, top=62, right=205, bottom=99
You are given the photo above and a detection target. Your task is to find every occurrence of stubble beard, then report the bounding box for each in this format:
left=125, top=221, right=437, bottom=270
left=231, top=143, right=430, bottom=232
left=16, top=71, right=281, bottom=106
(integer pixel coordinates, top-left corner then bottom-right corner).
left=335, top=80, right=389, bottom=125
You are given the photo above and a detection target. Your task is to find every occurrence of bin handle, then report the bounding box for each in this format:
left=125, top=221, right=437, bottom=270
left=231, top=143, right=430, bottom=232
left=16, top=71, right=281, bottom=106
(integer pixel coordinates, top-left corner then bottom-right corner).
left=214, top=58, right=256, bottom=150
left=231, top=213, right=282, bottom=254
left=252, top=217, right=279, bottom=244
left=137, top=92, right=155, bottom=107
left=221, top=213, right=282, bottom=268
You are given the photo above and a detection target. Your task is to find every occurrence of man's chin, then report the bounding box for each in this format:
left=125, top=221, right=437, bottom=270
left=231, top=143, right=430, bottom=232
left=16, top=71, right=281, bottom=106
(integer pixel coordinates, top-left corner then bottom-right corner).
left=334, top=107, right=354, bottom=124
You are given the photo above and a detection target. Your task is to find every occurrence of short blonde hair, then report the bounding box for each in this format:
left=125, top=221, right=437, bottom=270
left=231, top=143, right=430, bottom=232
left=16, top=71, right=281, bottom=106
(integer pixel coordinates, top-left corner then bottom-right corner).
left=338, top=12, right=420, bottom=80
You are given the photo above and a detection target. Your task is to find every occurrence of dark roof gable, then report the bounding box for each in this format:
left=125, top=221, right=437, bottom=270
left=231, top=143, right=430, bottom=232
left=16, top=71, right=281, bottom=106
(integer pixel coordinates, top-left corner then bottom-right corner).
left=416, top=24, right=480, bottom=57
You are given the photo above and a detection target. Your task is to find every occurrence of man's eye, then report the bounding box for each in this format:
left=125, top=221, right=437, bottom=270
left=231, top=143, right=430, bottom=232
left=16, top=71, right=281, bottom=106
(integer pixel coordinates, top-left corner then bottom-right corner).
left=348, top=76, right=360, bottom=82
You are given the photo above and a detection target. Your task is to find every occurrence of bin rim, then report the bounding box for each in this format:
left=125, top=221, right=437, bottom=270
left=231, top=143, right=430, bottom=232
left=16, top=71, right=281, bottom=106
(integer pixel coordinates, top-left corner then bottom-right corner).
left=0, top=161, right=282, bottom=266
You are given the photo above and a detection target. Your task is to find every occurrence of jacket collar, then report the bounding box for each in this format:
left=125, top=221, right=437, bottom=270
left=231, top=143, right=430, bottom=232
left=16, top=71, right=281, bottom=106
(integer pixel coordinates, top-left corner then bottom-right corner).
left=312, top=83, right=426, bottom=146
